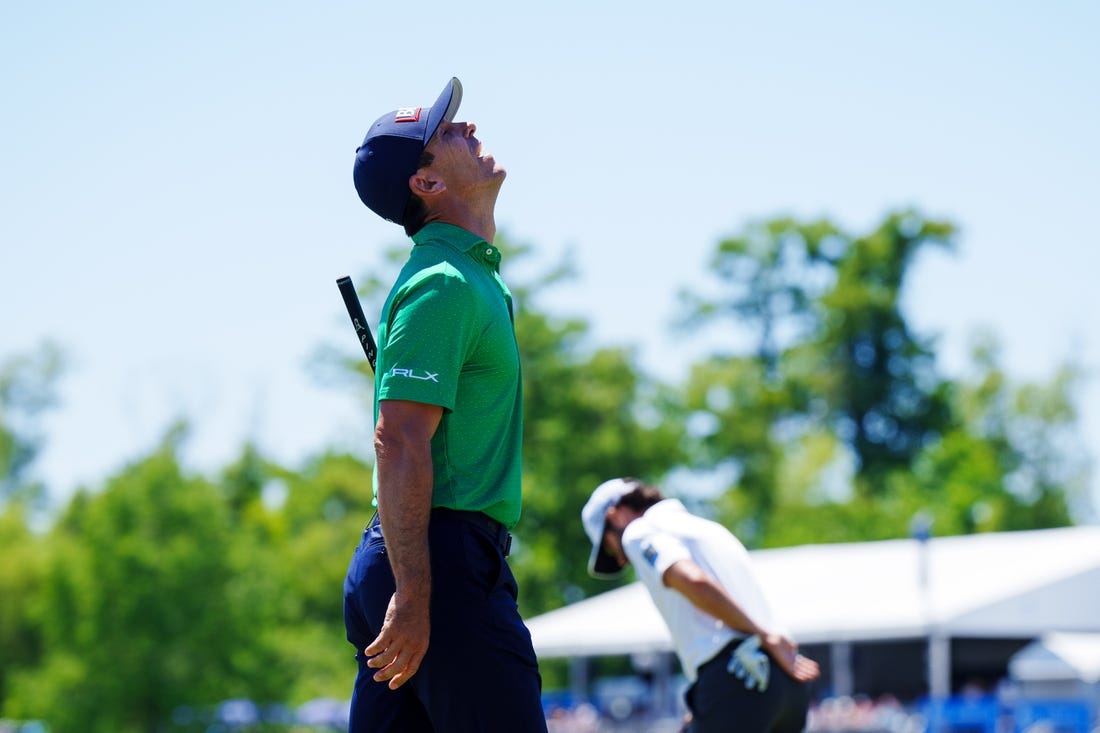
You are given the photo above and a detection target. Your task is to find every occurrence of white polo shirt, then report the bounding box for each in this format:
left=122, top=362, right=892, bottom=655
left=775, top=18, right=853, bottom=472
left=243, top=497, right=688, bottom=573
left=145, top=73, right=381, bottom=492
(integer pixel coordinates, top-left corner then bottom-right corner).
left=621, top=499, right=784, bottom=682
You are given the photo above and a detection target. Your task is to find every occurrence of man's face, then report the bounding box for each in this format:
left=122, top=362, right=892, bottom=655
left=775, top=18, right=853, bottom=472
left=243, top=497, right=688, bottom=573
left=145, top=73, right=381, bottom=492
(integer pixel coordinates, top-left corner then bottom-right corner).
left=422, top=119, right=505, bottom=195
left=600, top=503, right=637, bottom=570
left=602, top=525, right=628, bottom=570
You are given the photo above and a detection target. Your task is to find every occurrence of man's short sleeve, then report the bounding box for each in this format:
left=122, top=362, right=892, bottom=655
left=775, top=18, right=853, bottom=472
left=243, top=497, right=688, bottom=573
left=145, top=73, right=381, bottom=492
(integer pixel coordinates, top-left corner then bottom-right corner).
left=378, top=264, right=475, bottom=409
left=623, top=522, right=692, bottom=585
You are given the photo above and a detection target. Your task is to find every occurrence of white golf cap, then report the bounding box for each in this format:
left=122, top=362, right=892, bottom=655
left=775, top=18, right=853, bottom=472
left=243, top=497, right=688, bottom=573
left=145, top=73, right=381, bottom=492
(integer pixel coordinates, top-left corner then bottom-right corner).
left=581, top=478, right=640, bottom=579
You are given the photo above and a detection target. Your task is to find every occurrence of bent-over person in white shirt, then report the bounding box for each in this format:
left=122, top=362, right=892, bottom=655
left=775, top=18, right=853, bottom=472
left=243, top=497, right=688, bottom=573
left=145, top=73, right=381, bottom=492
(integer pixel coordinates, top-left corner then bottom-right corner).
left=581, top=477, right=821, bottom=733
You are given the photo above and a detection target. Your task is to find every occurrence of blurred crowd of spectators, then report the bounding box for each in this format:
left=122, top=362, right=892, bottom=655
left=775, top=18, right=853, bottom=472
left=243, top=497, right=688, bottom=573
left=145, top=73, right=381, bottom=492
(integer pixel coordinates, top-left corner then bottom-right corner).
left=808, top=695, right=926, bottom=733
left=542, top=694, right=935, bottom=733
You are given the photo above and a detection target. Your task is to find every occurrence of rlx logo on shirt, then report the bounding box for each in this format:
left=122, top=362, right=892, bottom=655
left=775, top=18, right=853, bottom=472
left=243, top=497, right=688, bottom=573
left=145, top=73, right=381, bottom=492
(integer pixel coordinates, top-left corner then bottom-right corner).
left=388, top=367, right=440, bottom=383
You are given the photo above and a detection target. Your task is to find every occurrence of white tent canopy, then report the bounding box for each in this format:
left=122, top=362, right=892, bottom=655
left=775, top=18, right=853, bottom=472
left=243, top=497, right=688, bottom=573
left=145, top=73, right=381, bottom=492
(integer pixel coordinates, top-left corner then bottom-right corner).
left=1009, top=632, right=1100, bottom=684
left=527, top=526, right=1100, bottom=659
left=528, top=582, right=669, bottom=658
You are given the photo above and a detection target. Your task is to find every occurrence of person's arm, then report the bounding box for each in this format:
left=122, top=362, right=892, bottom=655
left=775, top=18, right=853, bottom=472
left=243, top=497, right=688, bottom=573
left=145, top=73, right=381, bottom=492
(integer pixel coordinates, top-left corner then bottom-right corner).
left=363, top=398, right=443, bottom=690
left=662, top=558, right=819, bottom=681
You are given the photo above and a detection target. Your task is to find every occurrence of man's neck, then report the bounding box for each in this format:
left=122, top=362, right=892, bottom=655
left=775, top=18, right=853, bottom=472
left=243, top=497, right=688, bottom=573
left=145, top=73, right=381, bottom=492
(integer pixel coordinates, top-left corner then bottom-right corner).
left=423, top=187, right=501, bottom=243
left=426, top=210, right=496, bottom=244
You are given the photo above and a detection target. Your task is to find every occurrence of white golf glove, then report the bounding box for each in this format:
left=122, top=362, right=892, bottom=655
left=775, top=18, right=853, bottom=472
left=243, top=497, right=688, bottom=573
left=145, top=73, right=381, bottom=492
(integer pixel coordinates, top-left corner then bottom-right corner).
left=727, top=634, right=770, bottom=692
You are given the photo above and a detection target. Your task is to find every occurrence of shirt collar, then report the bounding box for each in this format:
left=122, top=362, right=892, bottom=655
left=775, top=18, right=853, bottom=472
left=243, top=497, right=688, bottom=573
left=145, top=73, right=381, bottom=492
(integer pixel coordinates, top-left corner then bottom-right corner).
left=413, top=222, right=502, bottom=269
left=412, top=222, right=486, bottom=254
left=645, top=498, right=688, bottom=517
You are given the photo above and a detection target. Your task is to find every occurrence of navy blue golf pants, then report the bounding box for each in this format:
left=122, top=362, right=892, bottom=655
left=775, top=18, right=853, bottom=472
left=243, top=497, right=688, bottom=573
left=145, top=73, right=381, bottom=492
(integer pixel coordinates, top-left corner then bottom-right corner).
left=343, top=510, right=547, bottom=733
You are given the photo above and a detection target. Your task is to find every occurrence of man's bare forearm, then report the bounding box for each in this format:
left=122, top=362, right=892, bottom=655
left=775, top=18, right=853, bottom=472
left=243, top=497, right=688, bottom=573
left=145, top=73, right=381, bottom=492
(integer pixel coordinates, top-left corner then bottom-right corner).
left=663, top=558, right=819, bottom=680
left=664, top=561, right=763, bottom=636
left=375, top=444, right=432, bottom=601
left=374, top=403, right=439, bottom=604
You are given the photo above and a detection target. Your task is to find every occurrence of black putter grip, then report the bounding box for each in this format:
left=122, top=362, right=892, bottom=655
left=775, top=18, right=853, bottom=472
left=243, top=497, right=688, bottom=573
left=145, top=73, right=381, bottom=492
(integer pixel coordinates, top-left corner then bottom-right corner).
left=336, top=276, right=378, bottom=373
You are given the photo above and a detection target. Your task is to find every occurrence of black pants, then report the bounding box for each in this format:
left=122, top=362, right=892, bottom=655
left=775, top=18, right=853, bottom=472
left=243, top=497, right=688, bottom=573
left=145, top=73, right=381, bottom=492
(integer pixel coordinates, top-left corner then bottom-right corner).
left=343, top=510, right=547, bottom=733
left=685, top=639, right=811, bottom=733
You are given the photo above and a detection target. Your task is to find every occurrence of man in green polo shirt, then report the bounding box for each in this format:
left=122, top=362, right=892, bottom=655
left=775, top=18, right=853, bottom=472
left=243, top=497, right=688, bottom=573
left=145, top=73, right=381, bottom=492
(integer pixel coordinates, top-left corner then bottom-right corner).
left=374, top=222, right=523, bottom=527
left=343, top=78, right=547, bottom=733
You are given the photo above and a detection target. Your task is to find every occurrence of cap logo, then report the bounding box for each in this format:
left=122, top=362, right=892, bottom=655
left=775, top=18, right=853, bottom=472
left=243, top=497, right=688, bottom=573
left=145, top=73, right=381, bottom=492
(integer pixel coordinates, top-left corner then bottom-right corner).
left=394, top=107, right=422, bottom=123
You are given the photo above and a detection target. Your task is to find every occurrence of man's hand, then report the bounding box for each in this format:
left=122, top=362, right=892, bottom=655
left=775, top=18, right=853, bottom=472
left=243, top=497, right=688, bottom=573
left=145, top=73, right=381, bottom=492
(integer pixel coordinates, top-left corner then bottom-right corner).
left=760, top=632, right=820, bottom=682
left=364, top=590, right=430, bottom=690
left=728, top=635, right=770, bottom=691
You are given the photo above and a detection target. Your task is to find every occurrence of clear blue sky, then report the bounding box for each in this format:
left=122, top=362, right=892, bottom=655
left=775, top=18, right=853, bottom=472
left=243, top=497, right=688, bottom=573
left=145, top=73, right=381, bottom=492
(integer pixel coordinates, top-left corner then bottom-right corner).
left=2, top=1, right=1098, bottom=519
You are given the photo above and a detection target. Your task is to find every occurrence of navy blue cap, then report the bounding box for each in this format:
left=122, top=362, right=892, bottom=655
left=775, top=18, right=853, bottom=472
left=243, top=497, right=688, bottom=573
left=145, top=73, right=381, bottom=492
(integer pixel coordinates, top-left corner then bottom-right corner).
left=353, top=78, right=463, bottom=225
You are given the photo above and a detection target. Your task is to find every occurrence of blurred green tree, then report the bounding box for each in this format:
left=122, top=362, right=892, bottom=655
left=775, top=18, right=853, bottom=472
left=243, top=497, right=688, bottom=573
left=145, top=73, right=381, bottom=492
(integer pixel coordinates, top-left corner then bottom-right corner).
left=0, top=343, right=63, bottom=508
left=909, top=334, right=1085, bottom=533
left=0, top=344, right=62, bottom=710
left=679, top=211, right=1086, bottom=546
left=817, top=212, right=956, bottom=496
left=4, top=424, right=290, bottom=733
left=268, top=449, right=377, bottom=703
left=0, top=502, right=45, bottom=711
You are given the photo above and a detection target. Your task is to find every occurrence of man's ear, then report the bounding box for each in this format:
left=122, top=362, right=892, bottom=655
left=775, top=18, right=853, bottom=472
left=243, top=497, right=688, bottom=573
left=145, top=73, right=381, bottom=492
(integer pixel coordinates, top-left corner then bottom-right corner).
left=410, top=169, right=446, bottom=198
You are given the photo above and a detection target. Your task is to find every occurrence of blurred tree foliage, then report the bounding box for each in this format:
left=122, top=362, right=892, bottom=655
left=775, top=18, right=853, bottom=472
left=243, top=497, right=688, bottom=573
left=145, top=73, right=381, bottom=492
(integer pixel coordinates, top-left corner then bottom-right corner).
left=6, top=426, right=287, bottom=732
left=0, top=342, right=63, bottom=508
left=678, top=210, right=1083, bottom=546
left=0, top=502, right=44, bottom=713
left=0, top=212, right=1090, bottom=727
left=0, top=344, right=61, bottom=708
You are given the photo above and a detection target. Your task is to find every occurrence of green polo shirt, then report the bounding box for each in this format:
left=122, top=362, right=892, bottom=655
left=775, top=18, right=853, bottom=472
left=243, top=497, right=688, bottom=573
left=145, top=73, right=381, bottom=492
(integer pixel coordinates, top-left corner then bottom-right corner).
left=372, top=222, right=523, bottom=528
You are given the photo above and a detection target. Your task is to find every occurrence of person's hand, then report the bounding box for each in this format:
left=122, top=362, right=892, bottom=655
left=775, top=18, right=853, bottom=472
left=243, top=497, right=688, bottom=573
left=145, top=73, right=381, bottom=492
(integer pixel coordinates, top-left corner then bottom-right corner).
left=363, top=591, right=430, bottom=690
left=728, top=635, right=771, bottom=691
left=761, top=632, right=820, bottom=682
